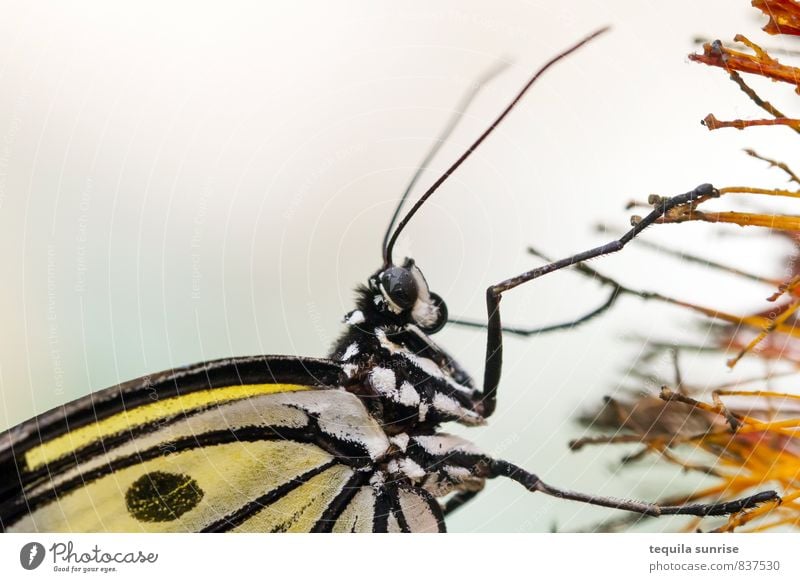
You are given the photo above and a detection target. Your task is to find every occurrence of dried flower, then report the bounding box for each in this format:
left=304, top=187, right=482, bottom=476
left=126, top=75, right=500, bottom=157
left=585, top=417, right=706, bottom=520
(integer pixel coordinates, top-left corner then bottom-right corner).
left=576, top=0, right=800, bottom=531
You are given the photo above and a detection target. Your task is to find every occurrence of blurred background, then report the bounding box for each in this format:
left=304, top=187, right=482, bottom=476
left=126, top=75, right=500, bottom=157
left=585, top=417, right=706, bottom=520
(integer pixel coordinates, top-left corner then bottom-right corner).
left=0, top=1, right=797, bottom=531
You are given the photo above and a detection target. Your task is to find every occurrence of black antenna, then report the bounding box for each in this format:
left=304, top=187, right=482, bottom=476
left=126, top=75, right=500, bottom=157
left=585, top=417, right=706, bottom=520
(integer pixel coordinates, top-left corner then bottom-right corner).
left=381, top=61, right=509, bottom=265
left=384, top=27, right=610, bottom=266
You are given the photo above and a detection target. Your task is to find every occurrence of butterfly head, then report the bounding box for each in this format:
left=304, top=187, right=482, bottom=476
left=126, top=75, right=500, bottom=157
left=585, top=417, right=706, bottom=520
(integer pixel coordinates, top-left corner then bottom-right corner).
left=368, top=258, right=448, bottom=334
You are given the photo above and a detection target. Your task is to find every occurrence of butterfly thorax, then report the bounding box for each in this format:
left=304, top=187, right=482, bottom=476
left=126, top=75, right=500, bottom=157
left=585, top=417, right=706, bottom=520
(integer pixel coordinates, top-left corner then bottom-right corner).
left=329, top=262, right=484, bottom=434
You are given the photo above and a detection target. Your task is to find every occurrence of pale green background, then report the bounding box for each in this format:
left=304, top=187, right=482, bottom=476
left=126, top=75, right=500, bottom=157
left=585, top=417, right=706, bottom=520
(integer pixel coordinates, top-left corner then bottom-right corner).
left=0, top=1, right=795, bottom=531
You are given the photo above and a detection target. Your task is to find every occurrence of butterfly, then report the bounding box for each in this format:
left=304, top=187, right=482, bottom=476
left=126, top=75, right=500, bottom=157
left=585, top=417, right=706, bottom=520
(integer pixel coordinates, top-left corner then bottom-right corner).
left=0, top=28, right=779, bottom=533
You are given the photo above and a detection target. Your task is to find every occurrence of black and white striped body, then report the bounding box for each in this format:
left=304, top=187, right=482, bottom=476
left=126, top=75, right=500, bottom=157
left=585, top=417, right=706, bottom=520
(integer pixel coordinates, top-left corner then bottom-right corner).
left=325, top=261, right=489, bottom=511
left=332, top=313, right=483, bottom=430
left=333, top=259, right=483, bottom=426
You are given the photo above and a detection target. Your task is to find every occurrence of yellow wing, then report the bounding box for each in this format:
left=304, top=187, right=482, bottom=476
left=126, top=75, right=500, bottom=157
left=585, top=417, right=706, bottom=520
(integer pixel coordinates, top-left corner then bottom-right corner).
left=0, top=355, right=444, bottom=532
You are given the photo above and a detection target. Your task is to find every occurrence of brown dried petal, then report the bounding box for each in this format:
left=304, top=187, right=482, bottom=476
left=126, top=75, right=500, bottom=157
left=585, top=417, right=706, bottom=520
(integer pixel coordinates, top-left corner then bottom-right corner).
left=690, top=39, right=800, bottom=92
left=753, top=0, right=800, bottom=36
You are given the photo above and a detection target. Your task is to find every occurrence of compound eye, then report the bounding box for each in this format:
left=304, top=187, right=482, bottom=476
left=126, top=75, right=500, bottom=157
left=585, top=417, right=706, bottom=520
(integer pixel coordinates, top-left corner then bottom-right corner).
left=380, top=267, right=419, bottom=311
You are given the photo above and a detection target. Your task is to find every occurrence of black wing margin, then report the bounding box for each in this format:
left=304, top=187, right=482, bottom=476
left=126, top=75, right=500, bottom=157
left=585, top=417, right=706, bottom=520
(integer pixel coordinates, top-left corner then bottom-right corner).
left=0, top=355, right=345, bottom=465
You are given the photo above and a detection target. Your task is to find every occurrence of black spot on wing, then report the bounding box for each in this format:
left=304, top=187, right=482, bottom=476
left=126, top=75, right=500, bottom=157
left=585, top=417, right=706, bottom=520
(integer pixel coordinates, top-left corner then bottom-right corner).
left=125, top=471, right=204, bottom=522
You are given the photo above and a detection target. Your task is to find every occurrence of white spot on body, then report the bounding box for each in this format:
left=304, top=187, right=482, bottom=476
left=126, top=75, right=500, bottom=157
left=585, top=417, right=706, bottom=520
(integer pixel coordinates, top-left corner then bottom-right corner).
left=399, top=458, right=426, bottom=480
left=398, top=381, right=420, bottom=407
left=390, top=433, right=410, bottom=452
left=432, top=393, right=461, bottom=415
left=412, top=356, right=447, bottom=381
left=431, top=393, right=483, bottom=425
left=375, top=329, right=473, bottom=395
left=387, top=457, right=426, bottom=481
left=413, top=434, right=482, bottom=456
left=445, top=466, right=473, bottom=482
left=345, top=310, right=365, bottom=326
left=369, top=367, right=398, bottom=399
left=341, top=342, right=359, bottom=361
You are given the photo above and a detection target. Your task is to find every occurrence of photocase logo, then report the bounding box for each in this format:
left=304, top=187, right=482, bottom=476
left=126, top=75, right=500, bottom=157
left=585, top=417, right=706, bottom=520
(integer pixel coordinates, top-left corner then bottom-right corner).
left=19, top=542, right=46, bottom=570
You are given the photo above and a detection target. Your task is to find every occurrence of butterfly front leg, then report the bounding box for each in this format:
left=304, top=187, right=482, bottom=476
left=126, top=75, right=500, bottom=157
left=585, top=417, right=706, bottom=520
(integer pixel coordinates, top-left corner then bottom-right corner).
left=477, top=183, right=719, bottom=417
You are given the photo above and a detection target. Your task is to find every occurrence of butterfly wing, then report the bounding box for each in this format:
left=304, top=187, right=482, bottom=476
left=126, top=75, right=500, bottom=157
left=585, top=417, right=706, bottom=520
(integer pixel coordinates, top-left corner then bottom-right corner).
left=0, top=355, right=444, bottom=532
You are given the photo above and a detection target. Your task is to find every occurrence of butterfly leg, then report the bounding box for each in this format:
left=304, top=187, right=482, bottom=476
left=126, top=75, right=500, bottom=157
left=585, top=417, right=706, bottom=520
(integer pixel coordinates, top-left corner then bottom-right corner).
left=454, top=224, right=781, bottom=338
left=451, top=229, right=767, bottom=338
left=489, top=458, right=780, bottom=518
left=478, top=183, right=719, bottom=417
left=441, top=490, right=482, bottom=517
left=449, top=285, right=620, bottom=336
